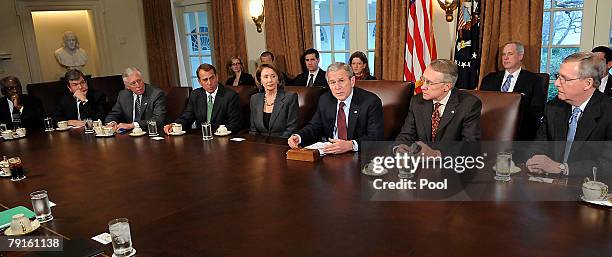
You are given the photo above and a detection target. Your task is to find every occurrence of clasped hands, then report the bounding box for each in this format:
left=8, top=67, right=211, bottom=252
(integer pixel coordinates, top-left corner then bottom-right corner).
left=526, top=155, right=562, bottom=174
left=287, top=135, right=354, bottom=154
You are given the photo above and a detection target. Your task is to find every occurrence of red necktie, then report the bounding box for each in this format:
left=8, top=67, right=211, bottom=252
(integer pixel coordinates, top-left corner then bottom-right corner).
left=431, top=103, right=442, bottom=141
left=337, top=102, right=347, bottom=140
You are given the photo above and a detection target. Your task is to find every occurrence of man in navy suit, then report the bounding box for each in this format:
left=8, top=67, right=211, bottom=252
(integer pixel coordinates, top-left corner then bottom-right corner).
left=527, top=52, right=612, bottom=178
left=0, top=76, right=44, bottom=130
left=292, top=48, right=329, bottom=89
left=480, top=41, right=545, bottom=140
left=288, top=62, right=383, bottom=154
left=53, top=69, right=107, bottom=127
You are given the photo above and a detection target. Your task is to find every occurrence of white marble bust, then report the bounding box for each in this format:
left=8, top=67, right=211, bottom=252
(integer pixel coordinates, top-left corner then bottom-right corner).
left=54, top=31, right=88, bottom=71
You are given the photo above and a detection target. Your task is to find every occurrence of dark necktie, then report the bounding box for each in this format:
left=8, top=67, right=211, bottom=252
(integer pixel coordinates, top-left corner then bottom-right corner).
left=501, top=74, right=513, bottom=92
left=431, top=103, right=442, bottom=141
left=337, top=102, right=347, bottom=140
left=563, top=108, right=581, bottom=163
left=307, top=74, right=314, bottom=87
left=134, top=95, right=142, bottom=122
left=11, top=104, right=21, bottom=127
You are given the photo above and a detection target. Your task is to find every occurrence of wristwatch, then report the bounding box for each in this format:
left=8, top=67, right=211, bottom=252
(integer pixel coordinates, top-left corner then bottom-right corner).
left=559, top=163, right=568, bottom=176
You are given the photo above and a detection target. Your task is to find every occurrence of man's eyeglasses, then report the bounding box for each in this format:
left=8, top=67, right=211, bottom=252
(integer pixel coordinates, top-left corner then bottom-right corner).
left=126, top=79, right=143, bottom=87
left=552, top=73, right=584, bottom=85
left=420, top=77, right=448, bottom=87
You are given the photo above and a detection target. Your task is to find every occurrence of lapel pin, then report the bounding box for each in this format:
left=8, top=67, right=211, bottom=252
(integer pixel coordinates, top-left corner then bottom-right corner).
left=451, top=110, right=455, bottom=114
left=354, top=110, right=358, bottom=114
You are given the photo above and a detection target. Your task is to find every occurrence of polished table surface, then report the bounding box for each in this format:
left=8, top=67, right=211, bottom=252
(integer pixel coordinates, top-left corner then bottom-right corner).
left=1, top=129, right=611, bottom=257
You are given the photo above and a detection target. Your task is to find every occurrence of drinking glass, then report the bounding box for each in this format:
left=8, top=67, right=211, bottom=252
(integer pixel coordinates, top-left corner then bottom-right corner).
left=201, top=123, right=213, bottom=140
left=84, top=118, right=94, bottom=134
left=494, top=152, right=512, bottom=182
left=44, top=117, right=54, bottom=132
left=30, top=190, right=53, bottom=223
left=108, top=218, right=136, bottom=257
left=9, top=157, right=25, bottom=181
left=0, top=123, right=7, bottom=132
left=147, top=120, right=158, bottom=137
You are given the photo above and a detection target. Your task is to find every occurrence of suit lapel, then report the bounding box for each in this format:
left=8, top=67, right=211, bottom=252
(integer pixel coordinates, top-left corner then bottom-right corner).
left=253, top=94, right=264, bottom=130
left=436, top=91, right=458, bottom=139
left=512, top=70, right=528, bottom=93
left=211, top=85, right=223, bottom=122
left=128, top=93, right=135, bottom=122
left=492, top=72, right=504, bottom=91
left=347, top=91, right=359, bottom=139
left=138, top=87, right=149, bottom=118
left=269, top=91, right=285, bottom=129
left=574, top=93, right=601, bottom=141
left=420, top=99, right=433, bottom=141
left=555, top=104, right=571, bottom=141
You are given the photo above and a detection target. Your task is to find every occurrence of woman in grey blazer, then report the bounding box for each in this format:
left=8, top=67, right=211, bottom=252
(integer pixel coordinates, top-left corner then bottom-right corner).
left=250, top=64, right=298, bottom=138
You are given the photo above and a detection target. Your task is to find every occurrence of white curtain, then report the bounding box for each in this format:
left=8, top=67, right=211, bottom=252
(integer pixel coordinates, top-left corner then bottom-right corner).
left=171, top=1, right=189, bottom=87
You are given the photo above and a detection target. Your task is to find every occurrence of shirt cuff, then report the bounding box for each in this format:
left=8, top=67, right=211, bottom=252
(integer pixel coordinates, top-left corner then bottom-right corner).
left=352, top=140, right=359, bottom=152
left=133, top=122, right=140, bottom=128
left=19, top=106, right=24, bottom=113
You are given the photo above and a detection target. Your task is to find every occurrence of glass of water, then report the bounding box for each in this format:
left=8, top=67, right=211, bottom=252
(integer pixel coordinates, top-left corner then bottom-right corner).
left=0, top=123, right=7, bottom=132
left=43, top=117, right=54, bottom=132
left=84, top=118, right=94, bottom=134
left=201, top=123, right=213, bottom=140
left=494, top=152, right=512, bottom=182
left=108, top=218, right=136, bottom=257
left=147, top=120, right=158, bottom=137
left=30, top=190, right=53, bottom=223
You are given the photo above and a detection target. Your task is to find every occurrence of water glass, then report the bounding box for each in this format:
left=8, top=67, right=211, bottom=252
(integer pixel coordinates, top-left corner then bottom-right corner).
left=147, top=120, right=158, bottom=137
left=494, top=152, right=512, bottom=182
left=201, top=123, right=213, bottom=140
left=0, top=123, right=7, bottom=132
left=9, top=157, right=25, bottom=181
left=84, top=118, right=94, bottom=134
left=30, top=190, right=53, bottom=223
left=43, top=117, right=54, bottom=132
left=108, top=218, right=136, bottom=257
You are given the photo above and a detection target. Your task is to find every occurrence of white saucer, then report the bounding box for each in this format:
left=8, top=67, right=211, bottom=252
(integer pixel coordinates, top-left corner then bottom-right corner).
left=95, top=133, right=115, bottom=138
left=4, top=219, right=41, bottom=236
left=492, top=166, right=521, bottom=174
left=361, top=167, right=389, bottom=176
left=580, top=195, right=612, bottom=207
left=129, top=131, right=147, bottom=137
left=0, top=172, right=10, bottom=177
left=169, top=131, right=186, bottom=136
left=214, top=131, right=232, bottom=136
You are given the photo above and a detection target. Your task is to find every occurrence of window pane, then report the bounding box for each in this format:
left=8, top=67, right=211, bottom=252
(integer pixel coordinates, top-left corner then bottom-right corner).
left=540, top=47, right=549, bottom=73
left=197, top=12, right=208, bottom=27
left=552, top=11, right=582, bottom=45
left=542, top=12, right=550, bottom=46
left=334, top=52, right=349, bottom=63
left=200, top=34, right=211, bottom=54
left=549, top=47, right=579, bottom=75
left=554, top=0, right=583, bottom=8
left=610, top=14, right=612, bottom=45
left=187, top=35, right=198, bottom=55
left=332, top=0, right=348, bottom=23
left=368, top=51, right=375, bottom=75
left=320, top=52, right=333, bottom=71
left=192, top=77, right=201, bottom=89
left=202, top=56, right=213, bottom=65
left=367, top=0, right=376, bottom=20
left=314, top=25, right=332, bottom=51
left=544, top=0, right=551, bottom=9
left=333, top=24, right=349, bottom=50
left=184, top=13, right=196, bottom=33
left=367, top=22, right=376, bottom=49
left=190, top=57, right=201, bottom=75
left=313, top=0, right=331, bottom=24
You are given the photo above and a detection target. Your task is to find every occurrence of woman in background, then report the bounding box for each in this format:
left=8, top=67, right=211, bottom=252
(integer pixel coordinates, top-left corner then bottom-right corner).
left=225, top=56, right=256, bottom=86
left=349, top=51, right=377, bottom=80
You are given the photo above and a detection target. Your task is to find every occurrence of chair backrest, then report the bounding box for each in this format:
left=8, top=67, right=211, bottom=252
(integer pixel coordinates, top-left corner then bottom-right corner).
left=233, top=85, right=259, bottom=130
left=464, top=90, right=522, bottom=141
left=26, top=81, right=68, bottom=116
left=536, top=73, right=550, bottom=101
left=87, top=75, right=125, bottom=112
left=164, top=87, right=191, bottom=123
left=355, top=80, right=414, bottom=140
left=283, top=86, right=326, bottom=129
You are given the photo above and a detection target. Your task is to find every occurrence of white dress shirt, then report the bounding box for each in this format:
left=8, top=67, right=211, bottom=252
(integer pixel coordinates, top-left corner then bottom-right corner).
left=599, top=75, right=609, bottom=93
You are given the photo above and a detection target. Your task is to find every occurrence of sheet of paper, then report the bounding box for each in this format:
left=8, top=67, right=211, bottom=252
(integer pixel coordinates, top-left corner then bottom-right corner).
left=151, top=136, right=165, bottom=141
left=91, top=233, right=112, bottom=245
left=528, top=176, right=554, bottom=184
left=230, top=138, right=246, bottom=142
left=304, top=142, right=332, bottom=156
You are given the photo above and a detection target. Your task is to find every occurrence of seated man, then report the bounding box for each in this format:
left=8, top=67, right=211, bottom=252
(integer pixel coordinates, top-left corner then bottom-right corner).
left=288, top=62, right=383, bottom=154
left=105, top=67, right=166, bottom=131
left=480, top=41, right=545, bottom=141
left=0, top=76, right=44, bottom=129
left=394, top=59, right=482, bottom=155
left=260, top=51, right=291, bottom=85
left=527, top=52, right=612, bottom=178
left=53, top=69, right=107, bottom=126
left=591, top=46, right=612, bottom=96
left=164, top=64, right=241, bottom=134
left=292, top=48, right=329, bottom=88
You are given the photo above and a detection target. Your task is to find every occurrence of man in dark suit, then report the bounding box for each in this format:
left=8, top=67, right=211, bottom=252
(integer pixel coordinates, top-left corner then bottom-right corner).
left=591, top=46, right=612, bottom=97
left=259, top=51, right=291, bottom=85
left=0, top=76, right=44, bottom=130
left=288, top=62, right=383, bottom=154
left=527, top=52, right=612, bottom=178
left=480, top=41, right=545, bottom=140
left=53, top=69, right=107, bottom=127
left=164, top=63, right=241, bottom=134
left=292, top=48, right=329, bottom=88
left=394, top=59, right=482, bottom=156
left=105, top=67, right=167, bottom=131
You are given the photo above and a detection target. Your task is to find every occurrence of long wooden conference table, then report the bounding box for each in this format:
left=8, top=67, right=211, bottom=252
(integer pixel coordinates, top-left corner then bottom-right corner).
left=1, top=129, right=611, bottom=256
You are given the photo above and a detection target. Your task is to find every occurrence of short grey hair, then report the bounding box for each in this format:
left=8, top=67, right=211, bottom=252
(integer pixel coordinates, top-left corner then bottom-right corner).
left=326, top=62, right=354, bottom=79
left=563, top=52, right=606, bottom=88
left=504, top=41, right=525, bottom=55
left=122, top=67, right=143, bottom=84
left=429, top=59, right=458, bottom=85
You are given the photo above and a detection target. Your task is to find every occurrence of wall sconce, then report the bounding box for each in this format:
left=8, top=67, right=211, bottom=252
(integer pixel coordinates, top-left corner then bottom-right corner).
left=249, top=0, right=265, bottom=33
left=437, top=0, right=459, bottom=22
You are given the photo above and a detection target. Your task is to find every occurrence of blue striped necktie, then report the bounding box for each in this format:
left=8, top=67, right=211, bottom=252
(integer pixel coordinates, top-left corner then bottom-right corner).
left=563, top=107, right=582, bottom=163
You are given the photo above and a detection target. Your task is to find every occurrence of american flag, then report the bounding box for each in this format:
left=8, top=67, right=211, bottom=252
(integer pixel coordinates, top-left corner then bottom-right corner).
left=405, top=0, right=438, bottom=94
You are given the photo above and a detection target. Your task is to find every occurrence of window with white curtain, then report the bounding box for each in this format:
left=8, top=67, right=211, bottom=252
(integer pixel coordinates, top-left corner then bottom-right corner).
left=175, top=1, right=214, bottom=88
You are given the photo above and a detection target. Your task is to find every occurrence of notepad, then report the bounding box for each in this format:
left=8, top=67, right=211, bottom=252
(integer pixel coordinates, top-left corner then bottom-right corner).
left=0, top=206, right=36, bottom=229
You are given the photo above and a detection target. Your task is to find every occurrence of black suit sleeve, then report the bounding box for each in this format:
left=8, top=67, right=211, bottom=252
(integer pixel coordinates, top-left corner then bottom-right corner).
left=225, top=92, right=242, bottom=133
left=81, top=92, right=107, bottom=121
left=297, top=100, right=326, bottom=146
left=395, top=97, right=419, bottom=143
left=479, top=73, right=497, bottom=91
left=138, top=90, right=166, bottom=128
left=356, top=95, right=384, bottom=145
left=174, top=93, right=198, bottom=128
left=461, top=98, right=482, bottom=141
left=20, top=95, right=44, bottom=129
left=105, top=92, right=126, bottom=124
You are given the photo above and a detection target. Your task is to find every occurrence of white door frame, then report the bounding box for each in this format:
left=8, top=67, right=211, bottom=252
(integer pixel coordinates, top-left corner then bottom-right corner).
left=16, top=0, right=112, bottom=82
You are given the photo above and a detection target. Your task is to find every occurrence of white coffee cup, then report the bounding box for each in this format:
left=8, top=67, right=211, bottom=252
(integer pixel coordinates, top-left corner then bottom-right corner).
left=94, top=126, right=104, bottom=135
left=0, top=159, right=10, bottom=175
left=133, top=127, right=143, bottom=134
left=103, top=127, right=114, bottom=136
left=93, top=120, right=103, bottom=128
left=171, top=123, right=182, bottom=133
left=10, top=214, right=32, bottom=235
left=2, top=130, right=13, bottom=140
left=582, top=178, right=609, bottom=201
left=15, top=128, right=26, bottom=137
left=57, top=121, right=68, bottom=129
left=216, top=125, right=228, bottom=134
